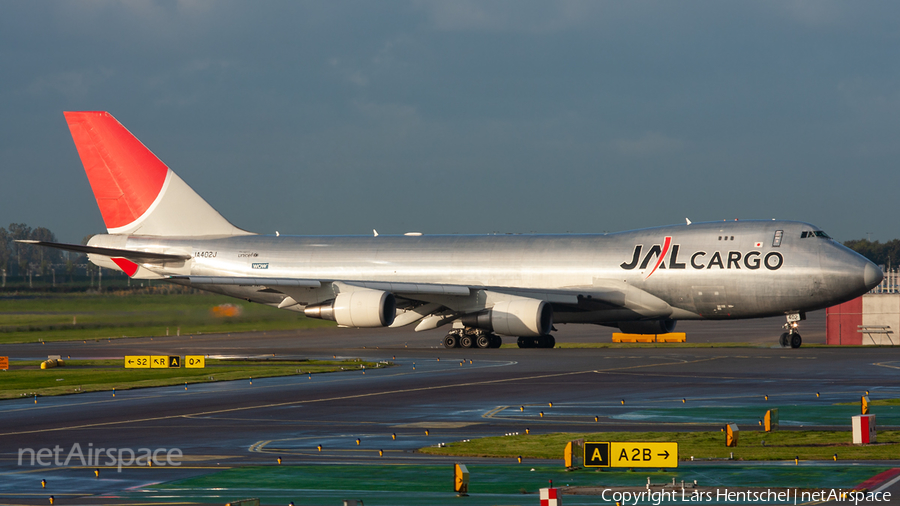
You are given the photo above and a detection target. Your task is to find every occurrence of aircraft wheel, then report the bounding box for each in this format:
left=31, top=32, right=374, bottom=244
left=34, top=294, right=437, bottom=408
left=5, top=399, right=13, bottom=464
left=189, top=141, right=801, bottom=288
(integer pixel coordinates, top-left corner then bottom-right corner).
left=790, top=333, right=802, bottom=349
left=517, top=336, right=532, bottom=348
left=544, top=335, right=556, bottom=349
left=459, top=335, right=475, bottom=348
left=443, top=334, right=459, bottom=349
left=779, top=332, right=790, bottom=348
left=475, top=334, right=492, bottom=349
left=490, top=335, right=502, bottom=348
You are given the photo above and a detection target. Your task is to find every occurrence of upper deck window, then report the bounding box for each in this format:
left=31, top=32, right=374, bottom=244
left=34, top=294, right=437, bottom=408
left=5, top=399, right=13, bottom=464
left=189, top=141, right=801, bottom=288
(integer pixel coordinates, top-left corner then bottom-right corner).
left=772, top=230, right=783, bottom=247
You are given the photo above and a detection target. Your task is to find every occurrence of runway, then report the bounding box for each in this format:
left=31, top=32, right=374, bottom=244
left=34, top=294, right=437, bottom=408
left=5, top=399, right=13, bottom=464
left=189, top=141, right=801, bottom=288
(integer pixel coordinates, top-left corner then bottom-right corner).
left=1, top=310, right=899, bottom=504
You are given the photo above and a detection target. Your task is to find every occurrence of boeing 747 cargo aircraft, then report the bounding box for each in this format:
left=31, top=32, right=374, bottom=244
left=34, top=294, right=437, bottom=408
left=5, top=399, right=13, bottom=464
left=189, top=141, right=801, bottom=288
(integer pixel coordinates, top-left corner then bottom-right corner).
left=19, top=112, right=884, bottom=349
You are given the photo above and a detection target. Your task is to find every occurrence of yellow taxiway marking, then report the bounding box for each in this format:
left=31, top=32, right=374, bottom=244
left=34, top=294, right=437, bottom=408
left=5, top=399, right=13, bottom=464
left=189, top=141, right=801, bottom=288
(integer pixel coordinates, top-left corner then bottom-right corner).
left=874, top=361, right=900, bottom=371
left=482, top=406, right=506, bottom=418
left=0, top=358, right=687, bottom=437
left=391, top=421, right=481, bottom=429
left=249, top=440, right=271, bottom=452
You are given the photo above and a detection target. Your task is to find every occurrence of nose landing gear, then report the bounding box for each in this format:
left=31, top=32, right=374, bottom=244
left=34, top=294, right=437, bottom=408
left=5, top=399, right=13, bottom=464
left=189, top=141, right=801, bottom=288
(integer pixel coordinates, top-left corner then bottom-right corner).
left=780, top=313, right=805, bottom=348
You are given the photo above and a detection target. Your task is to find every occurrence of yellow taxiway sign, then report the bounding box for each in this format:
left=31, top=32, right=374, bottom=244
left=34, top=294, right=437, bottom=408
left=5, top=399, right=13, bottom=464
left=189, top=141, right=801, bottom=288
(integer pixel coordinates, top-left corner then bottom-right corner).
left=124, top=356, right=150, bottom=368
left=584, top=442, right=678, bottom=468
left=185, top=355, right=206, bottom=368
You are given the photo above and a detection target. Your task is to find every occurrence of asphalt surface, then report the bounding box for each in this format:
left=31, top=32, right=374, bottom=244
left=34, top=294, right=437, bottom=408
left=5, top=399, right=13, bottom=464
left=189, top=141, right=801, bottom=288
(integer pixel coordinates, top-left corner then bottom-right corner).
left=1, top=310, right=899, bottom=505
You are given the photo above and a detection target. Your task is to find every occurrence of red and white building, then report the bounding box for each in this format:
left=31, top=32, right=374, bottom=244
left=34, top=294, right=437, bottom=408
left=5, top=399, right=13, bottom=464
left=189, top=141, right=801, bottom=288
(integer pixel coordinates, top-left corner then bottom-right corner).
left=826, top=271, right=899, bottom=345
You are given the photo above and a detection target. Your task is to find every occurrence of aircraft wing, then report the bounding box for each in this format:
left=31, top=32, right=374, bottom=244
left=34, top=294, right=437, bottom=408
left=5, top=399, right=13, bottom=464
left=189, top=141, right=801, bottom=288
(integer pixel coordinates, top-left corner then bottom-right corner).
left=170, top=276, right=322, bottom=288
left=167, top=276, right=470, bottom=296
left=166, top=275, right=670, bottom=329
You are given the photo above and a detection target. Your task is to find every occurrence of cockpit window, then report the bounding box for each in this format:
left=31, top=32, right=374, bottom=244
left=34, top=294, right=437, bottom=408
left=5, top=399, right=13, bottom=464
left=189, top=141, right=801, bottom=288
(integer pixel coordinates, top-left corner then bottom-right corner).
left=814, top=231, right=831, bottom=239
left=801, top=230, right=831, bottom=239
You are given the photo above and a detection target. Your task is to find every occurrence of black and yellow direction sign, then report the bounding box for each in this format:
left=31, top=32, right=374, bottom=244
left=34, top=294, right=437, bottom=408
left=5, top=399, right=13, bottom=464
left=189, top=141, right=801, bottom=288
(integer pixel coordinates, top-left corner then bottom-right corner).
left=585, top=442, right=678, bottom=468
left=584, top=442, right=609, bottom=467
left=124, top=356, right=150, bottom=368
left=185, top=355, right=205, bottom=368
left=168, top=356, right=180, bottom=368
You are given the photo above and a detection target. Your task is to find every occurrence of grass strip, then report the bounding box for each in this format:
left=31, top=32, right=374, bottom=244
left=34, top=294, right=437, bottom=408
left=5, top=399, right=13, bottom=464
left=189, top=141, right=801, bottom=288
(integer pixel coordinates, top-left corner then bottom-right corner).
left=1, top=358, right=384, bottom=400
left=418, top=430, right=900, bottom=461
left=835, top=398, right=900, bottom=406
left=0, top=293, right=335, bottom=344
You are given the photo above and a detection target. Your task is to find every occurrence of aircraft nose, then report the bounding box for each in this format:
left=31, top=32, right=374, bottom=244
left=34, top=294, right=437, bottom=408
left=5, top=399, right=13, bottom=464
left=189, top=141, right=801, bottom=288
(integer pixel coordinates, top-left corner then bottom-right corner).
left=864, top=262, right=884, bottom=291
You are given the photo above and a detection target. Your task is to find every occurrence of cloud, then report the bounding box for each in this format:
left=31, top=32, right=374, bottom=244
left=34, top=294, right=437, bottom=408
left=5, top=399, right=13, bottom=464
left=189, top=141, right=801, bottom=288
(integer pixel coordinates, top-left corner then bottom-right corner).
left=329, top=59, right=369, bottom=87
left=612, top=132, right=684, bottom=157
left=27, top=68, right=114, bottom=98
left=414, top=0, right=599, bottom=33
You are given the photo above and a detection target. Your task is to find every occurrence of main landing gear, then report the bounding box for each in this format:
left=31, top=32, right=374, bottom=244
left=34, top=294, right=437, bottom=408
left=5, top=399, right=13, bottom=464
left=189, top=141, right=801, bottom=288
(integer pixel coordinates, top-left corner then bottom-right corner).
left=443, top=328, right=502, bottom=349
left=779, top=313, right=804, bottom=349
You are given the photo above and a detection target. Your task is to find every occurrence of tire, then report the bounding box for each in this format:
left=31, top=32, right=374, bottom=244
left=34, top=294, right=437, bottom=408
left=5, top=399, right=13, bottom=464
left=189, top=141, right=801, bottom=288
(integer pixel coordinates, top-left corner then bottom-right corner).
left=517, top=336, right=532, bottom=348
left=460, top=335, right=475, bottom=348
left=490, top=335, right=502, bottom=348
left=544, top=335, right=556, bottom=349
left=475, top=334, right=492, bottom=349
left=443, top=334, right=459, bottom=349
left=779, top=332, right=790, bottom=348
left=790, top=333, right=802, bottom=349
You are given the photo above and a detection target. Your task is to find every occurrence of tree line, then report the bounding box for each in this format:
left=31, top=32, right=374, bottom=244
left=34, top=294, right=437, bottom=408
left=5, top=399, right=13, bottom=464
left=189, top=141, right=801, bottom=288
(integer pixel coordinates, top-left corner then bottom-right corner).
left=842, top=239, right=900, bottom=271
left=0, top=224, right=90, bottom=280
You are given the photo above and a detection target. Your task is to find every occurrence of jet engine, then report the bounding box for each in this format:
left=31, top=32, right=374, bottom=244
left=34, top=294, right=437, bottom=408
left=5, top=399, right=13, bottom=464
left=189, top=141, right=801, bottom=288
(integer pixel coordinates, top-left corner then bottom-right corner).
left=617, top=319, right=676, bottom=334
left=304, top=289, right=396, bottom=327
left=461, top=298, right=553, bottom=337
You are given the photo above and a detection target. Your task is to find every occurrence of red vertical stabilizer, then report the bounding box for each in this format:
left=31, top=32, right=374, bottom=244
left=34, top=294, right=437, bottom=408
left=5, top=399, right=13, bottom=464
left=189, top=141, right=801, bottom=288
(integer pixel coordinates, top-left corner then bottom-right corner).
left=64, top=111, right=168, bottom=231
left=63, top=111, right=249, bottom=237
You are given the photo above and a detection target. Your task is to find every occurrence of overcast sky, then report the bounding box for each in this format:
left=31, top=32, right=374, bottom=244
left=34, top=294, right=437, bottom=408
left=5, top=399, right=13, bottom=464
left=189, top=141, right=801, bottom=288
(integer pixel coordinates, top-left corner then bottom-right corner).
left=1, top=1, right=898, bottom=243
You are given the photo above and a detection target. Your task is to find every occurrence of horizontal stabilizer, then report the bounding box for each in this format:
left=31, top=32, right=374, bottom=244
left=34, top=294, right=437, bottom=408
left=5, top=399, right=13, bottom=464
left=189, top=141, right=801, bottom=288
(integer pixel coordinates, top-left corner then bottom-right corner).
left=15, top=240, right=191, bottom=262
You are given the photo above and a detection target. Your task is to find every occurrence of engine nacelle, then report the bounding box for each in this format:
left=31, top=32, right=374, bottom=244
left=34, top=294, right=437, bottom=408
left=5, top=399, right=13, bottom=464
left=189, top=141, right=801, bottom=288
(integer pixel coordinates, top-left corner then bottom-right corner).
left=304, top=289, right=396, bottom=327
left=461, top=298, right=553, bottom=337
left=617, top=319, right=677, bottom=334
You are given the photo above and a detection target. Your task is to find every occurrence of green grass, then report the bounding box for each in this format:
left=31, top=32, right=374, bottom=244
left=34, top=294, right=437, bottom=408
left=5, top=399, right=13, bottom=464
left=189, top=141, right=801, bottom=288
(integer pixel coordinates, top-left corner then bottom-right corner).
left=418, top=430, right=900, bottom=462
left=836, top=398, right=900, bottom=406
left=1, top=358, right=383, bottom=399
left=0, top=292, right=335, bottom=343
left=152, top=464, right=893, bottom=503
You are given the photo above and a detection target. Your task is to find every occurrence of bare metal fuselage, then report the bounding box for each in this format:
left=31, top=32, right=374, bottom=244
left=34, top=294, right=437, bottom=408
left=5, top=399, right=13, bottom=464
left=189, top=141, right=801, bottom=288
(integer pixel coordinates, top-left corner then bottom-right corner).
left=91, top=219, right=878, bottom=327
